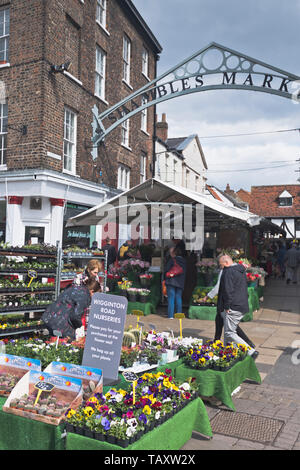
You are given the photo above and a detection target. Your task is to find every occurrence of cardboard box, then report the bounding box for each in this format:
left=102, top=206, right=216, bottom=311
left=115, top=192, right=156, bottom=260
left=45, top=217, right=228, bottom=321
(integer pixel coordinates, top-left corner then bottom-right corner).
left=44, top=361, right=103, bottom=400
left=0, top=354, right=41, bottom=397
left=151, top=257, right=161, bottom=267
left=3, top=370, right=83, bottom=426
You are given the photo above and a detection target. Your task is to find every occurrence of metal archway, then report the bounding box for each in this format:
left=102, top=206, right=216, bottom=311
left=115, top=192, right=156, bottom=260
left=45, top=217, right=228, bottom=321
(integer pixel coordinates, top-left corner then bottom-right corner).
left=91, top=42, right=300, bottom=148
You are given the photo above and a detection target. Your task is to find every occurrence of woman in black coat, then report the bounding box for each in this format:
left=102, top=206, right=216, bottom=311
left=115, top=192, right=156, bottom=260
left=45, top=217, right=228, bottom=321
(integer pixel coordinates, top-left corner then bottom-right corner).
left=164, top=246, right=186, bottom=319
left=42, top=278, right=101, bottom=340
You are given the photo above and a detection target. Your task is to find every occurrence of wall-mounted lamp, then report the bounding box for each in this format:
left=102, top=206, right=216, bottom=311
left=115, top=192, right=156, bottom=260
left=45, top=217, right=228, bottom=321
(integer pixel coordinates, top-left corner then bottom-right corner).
left=7, top=124, right=27, bottom=135
left=50, top=61, right=72, bottom=74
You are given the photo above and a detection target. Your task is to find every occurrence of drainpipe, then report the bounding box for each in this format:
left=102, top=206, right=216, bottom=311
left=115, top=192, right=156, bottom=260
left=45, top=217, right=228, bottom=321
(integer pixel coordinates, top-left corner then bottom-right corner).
left=152, top=54, right=159, bottom=178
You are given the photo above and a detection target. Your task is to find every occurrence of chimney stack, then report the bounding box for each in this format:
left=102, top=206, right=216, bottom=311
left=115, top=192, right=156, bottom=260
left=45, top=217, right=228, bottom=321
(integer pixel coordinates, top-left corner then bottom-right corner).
left=156, top=113, right=168, bottom=142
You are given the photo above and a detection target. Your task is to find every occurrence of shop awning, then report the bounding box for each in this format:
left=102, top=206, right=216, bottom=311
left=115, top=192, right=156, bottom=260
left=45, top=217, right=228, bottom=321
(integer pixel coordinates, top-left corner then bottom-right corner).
left=66, top=178, right=285, bottom=236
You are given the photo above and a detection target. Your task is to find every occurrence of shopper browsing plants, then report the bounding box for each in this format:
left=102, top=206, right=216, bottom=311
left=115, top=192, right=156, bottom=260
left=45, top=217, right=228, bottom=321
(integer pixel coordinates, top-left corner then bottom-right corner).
left=42, top=278, right=101, bottom=340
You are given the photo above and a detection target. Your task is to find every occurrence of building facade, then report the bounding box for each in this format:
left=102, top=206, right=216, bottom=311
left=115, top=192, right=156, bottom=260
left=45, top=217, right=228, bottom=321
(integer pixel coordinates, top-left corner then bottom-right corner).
left=154, top=114, right=207, bottom=193
left=0, top=0, right=162, bottom=247
left=232, top=184, right=300, bottom=239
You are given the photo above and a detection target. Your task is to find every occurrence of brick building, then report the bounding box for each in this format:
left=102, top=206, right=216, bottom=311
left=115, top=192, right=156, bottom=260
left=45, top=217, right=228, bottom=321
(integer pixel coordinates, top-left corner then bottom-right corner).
left=0, top=0, right=162, bottom=247
left=232, top=184, right=300, bottom=239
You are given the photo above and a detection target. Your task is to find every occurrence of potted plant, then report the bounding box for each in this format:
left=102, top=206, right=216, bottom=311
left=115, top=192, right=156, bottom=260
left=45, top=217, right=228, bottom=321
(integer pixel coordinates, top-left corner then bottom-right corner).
left=138, top=288, right=150, bottom=303
left=139, top=273, right=152, bottom=287
left=127, top=287, right=139, bottom=302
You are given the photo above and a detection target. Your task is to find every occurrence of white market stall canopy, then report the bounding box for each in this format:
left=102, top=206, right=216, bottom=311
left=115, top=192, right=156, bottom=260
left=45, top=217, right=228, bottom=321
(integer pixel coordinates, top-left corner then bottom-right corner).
left=66, top=178, right=284, bottom=236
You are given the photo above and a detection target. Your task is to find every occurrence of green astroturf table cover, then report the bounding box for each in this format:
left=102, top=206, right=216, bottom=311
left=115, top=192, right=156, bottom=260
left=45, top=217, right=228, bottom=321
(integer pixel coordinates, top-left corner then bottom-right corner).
left=174, top=355, right=261, bottom=411
left=65, top=396, right=212, bottom=450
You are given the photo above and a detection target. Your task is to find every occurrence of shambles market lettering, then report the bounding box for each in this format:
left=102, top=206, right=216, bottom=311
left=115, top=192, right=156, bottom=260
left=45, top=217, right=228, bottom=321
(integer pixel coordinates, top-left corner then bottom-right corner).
left=105, top=72, right=295, bottom=125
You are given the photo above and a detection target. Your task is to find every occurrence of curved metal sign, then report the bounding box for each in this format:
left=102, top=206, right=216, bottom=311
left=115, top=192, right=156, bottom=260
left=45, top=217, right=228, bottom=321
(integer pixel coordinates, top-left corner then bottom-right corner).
left=92, top=42, right=300, bottom=146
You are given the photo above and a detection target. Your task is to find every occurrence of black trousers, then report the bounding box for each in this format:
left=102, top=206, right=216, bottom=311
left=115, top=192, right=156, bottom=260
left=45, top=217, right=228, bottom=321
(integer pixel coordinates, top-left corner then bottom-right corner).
left=214, top=310, right=255, bottom=348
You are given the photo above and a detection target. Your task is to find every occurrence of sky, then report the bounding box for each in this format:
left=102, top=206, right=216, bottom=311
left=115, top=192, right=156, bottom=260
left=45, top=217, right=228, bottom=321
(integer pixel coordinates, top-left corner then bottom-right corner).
left=133, top=0, right=300, bottom=192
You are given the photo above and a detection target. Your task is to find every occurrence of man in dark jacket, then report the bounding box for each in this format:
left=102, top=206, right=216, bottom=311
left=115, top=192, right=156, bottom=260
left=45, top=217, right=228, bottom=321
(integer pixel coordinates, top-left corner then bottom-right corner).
left=218, top=255, right=258, bottom=359
left=103, top=237, right=117, bottom=268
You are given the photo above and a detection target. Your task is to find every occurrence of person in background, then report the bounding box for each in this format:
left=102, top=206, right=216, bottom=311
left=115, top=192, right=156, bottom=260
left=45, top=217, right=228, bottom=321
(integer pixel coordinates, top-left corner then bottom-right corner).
left=118, top=239, right=133, bottom=260
left=275, top=242, right=287, bottom=279
left=164, top=245, right=186, bottom=319
left=91, top=240, right=99, bottom=250
left=42, top=278, right=101, bottom=340
left=218, top=254, right=258, bottom=359
left=201, top=255, right=255, bottom=347
left=285, top=242, right=300, bottom=284
left=102, top=237, right=117, bottom=268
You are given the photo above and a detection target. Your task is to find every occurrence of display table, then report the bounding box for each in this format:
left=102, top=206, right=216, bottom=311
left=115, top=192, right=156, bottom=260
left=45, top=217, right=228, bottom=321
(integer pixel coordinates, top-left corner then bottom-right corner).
left=0, top=397, right=64, bottom=450
left=65, top=396, right=212, bottom=450
left=174, top=355, right=261, bottom=411
left=188, top=286, right=260, bottom=322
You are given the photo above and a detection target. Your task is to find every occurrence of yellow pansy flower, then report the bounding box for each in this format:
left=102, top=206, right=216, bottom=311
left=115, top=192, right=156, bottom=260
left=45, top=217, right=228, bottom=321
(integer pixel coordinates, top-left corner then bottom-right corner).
left=83, top=406, right=94, bottom=417
left=143, top=405, right=151, bottom=415
left=67, top=409, right=76, bottom=419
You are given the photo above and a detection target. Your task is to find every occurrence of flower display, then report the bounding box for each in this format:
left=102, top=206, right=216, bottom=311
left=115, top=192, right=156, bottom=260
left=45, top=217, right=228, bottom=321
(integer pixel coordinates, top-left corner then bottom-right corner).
left=65, top=369, right=198, bottom=446
left=184, top=340, right=249, bottom=370
left=4, top=338, right=83, bottom=369
left=119, top=259, right=150, bottom=274
left=196, top=260, right=218, bottom=273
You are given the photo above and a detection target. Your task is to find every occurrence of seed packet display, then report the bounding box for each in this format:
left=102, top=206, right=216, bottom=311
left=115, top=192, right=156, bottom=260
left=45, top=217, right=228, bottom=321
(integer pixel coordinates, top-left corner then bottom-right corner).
left=3, top=370, right=83, bottom=425
left=0, top=354, right=41, bottom=397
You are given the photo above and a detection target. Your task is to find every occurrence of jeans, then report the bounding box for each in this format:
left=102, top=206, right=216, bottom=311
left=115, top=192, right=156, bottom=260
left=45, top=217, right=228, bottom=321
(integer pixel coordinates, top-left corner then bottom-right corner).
left=221, top=309, right=255, bottom=354
left=166, top=285, right=183, bottom=318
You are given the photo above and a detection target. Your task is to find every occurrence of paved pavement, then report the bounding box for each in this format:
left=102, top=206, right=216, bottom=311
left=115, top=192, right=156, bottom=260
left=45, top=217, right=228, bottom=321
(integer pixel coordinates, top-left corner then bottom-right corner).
left=125, top=277, right=300, bottom=450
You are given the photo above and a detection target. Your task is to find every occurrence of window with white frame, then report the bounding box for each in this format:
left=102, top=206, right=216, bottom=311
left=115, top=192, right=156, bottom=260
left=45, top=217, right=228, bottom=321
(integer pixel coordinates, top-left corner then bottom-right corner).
left=117, top=164, right=130, bottom=190
left=121, top=114, right=130, bottom=147
left=63, top=108, right=77, bottom=173
left=0, top=101, right=7, bottom=166
left=96, top=0, right=106, bottom=28
left=195, top=175, right=199, bottom=192
left=140, top=154, right=147, bottom=183
left=142, top=47, right=149, bottom=77
left=95, top=45, right=106, bottom=100
left=278, top=190, right=293, bottom=207
left=123, top=35, right=131, bottom=84
left=141, top=96, right=148, bottom=132
left=0, top=9, right=9, bottom=63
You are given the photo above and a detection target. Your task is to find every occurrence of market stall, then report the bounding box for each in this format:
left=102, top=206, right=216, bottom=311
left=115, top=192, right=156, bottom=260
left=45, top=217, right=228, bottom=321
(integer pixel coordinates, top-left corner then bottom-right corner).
left=188, top=255, right=266, bottom=321
left=175, top=356, right=261, bottom=411
left=64, top=397, right=212, bottom=450
left=0, top=320, right=263, bottom=450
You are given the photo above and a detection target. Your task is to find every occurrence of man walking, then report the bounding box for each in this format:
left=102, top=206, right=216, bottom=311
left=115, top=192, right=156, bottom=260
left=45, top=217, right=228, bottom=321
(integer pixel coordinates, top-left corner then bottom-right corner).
left=202, top=255, right=255, bottom=347
left=285, top=242, right=300, bottom=284
left=218, top=254, right=258, bottom=359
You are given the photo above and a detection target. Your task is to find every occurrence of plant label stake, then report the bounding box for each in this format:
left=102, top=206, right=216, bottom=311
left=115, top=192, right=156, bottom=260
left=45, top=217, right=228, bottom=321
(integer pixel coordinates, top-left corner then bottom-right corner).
left=53, top=330, right=62, bottom=349
left=122, top=371, right=138, bottom=405
left=132, top=309, right=144, bottom=329
left=27, top=270, right=37, bottom=288
left=34, top=380, right=55, bottom=406
left=174, top=313, right=185, bottom=339
left=167, top=327, right=174, bottom=339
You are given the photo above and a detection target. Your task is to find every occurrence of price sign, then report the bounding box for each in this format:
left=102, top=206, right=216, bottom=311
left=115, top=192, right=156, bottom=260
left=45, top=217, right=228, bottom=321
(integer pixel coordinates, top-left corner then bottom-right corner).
left=174, top=313, right=185, bottom=339
left=122, top=372, right=138, bottom=404
left=34, top=381, right=55, bottom=406
left=27, top=270, right=37, bottom=288
left=53, top=330, right=62, bottom=349
left=122, top=371, right=138, bottom=383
